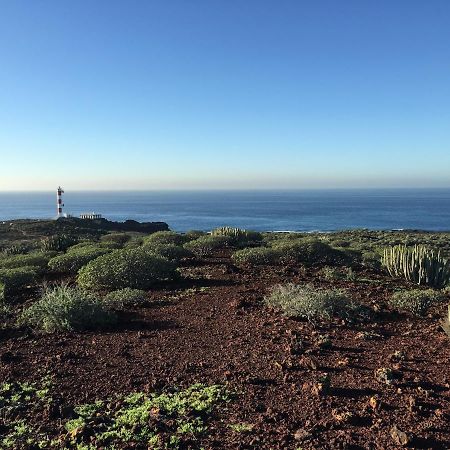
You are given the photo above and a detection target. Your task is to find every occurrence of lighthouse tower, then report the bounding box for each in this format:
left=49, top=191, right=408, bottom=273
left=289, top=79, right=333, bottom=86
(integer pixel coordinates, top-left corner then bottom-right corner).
left=57, top=186, right=64, bottom=217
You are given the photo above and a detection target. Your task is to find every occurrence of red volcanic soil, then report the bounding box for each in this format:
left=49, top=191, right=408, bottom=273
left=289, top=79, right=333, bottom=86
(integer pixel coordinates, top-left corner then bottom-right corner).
left=1, top=250, right=450, bottom=449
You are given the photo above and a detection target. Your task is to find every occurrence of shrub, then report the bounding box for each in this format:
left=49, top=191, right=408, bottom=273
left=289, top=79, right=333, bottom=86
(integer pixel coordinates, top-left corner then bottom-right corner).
left=183, top=235, right=233, bottom=256
left=0, top=253, right=51, bottom=271
left=211, top=226, right=262, bottom=244
left=104, top=288, right=147, bottom=308
left=1, top=243, right=34, bottom=255
left=0, top=267, right=38, bottom=298
left=48, top=246, right=111, bottom=274
left=361, top=251, right=382, bottom=270
left=389, top=289, right=446, bottom=316
left=272, top=239, right=346, bottom=266
left=265, top=284, right=363, bottom=322
left=185, top=230, right=207, bottom=241
left=0, top=302, right=11, bottom=328
left=40, top=234, right=78, bottom=252
left=144, top=244, right=193, bottom=262
left=232, top=247, right=279, bottom=265
left=77, top=248, right=178, bottom=290
left=100, top=233, right=131, bottom=246
left=20, top=285, right=117, bottom=332
left=143, top=231, right=189, bottom=247
left=382, top=245, right=450, bottom=288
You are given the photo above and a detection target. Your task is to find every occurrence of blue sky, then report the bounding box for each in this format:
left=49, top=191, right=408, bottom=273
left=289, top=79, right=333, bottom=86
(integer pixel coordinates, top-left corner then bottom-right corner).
left=0, top=0, right=449, bottom=190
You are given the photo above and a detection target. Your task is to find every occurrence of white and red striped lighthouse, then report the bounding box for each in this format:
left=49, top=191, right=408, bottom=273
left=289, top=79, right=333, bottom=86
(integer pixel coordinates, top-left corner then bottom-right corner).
left=57, top=186, right=64, bottom=217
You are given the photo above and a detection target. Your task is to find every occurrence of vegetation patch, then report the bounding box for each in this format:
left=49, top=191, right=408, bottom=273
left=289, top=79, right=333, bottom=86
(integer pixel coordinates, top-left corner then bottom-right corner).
left=265, top=284, right=371, bottom=322
left=143, top=231, right=189, bottom=247
left=21, top=284, right=117, bottom=332
left=77, top=248, right=178, bottom=290
left=48, top=245, right=111, bottom=274
left=184, top=235, right=233, bottom=256
left=63, top=384, right=229, bottom=449
left=104, top=288, right=148, bottom=308
left=232, top=247, right=280, bottom=265
left=0, top=266, right=38, bottom=299
left=389, top=289, right=446, bottom=316
left=144, top=243, right=193, bottom=262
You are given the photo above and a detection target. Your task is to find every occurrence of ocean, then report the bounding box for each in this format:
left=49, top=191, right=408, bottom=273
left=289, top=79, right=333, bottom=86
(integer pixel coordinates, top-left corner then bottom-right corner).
left=0, top=189, right=449, bottom=232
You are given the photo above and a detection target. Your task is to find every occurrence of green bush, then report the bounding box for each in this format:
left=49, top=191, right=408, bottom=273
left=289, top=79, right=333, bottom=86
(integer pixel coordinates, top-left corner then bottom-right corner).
left=271, top=239, right=346, bottom=266
left=265, top=284, right=366, bottom=322
left=185, top=230, right=207, bottom=241
left=0, top=267, right=38, bottom=298
left=232, top=247, right=279, bottom=265
left=0, top=302, right=11, bottom=328
left=40, top=234, right=78, bottom=252
left=361, top=251, right=382, bottom=270
left=21, top=285, right=117, bottom=332
left=77, top=248, right=178, bottom=290
left=48, top=246, right=111, bottom=274
left=104, top=288, right=147, bottom=308
left=183, top=235, right=233, bottom=256
left=144, top=244, right=193, bottom=262
left=0, top=253, right=52, bottom=271
left=389, top=289, right=446, bottom=316
left=100, top=233, right=131, bottom=246
left=143, top=231, right=189, bottom=247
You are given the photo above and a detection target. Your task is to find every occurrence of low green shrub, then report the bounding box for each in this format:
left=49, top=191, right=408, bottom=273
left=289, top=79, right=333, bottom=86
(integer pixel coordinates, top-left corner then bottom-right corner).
left=0, top=253, right=52, bottom=271
left=361, top=251, right=382, bottom=270
left=40, top=234, right=78, bottom=252
left=1, top=243, right=34, bottom=255
left=0, top=302, right=11, bottom=328
left=232, top=247, right=280, bottom=265
left=389, top=289, right=446, bottom=316
left=143, top=231, right=189, bottom=247
left=144, top=243, right=193, bottom=262
left=77, top=248, right=178, bottom=290
left=271, top=239, right=347, bottom=266
left=21, top=284, right=117, bottom=332
left=100, top=233, right=131, bottom=246
left=104, top=288, right=147, bottom=308
left=185, top=230, right=207, bottom=241
left=0, top=267, right=38, bottom=298
left=48, top=246, right=111, bottom=274
left=184, top=235, right=233, bottom=256
left=265, top=284, right=367, bottom=322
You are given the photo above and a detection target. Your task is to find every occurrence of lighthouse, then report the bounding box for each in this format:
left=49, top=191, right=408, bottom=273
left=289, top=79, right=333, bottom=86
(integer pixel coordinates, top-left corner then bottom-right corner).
left=57, top=186, right=64, bottom=217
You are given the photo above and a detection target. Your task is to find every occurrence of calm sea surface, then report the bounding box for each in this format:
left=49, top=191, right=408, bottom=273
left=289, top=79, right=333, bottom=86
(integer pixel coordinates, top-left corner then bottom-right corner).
left=0, top=189, right=449, bottom=232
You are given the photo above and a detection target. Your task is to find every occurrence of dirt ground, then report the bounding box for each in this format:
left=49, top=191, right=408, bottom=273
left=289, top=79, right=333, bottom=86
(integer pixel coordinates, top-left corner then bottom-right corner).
left=1, top=250, right=450, bottom=449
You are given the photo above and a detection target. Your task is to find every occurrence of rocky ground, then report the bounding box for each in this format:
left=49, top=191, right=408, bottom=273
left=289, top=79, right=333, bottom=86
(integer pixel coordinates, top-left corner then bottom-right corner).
left=1, top=249, right=450, bottom=449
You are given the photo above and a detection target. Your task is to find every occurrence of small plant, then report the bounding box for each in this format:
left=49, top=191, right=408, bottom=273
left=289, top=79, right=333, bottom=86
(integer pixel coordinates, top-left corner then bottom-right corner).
left=40, top=234, right=78, bottom=252
left=0, top=266, right=38, bottom=299
left=143, top=231, right=189, bottom=247
left=382, top=245, right=450, bottom=288
left=20, top=284, right=117, bottom=332
left=232, top=247, right=280, bottom=265
left=144, top=243, right=193, bottom=262
left=77, top=248, right=178, bottom=290
left=0, top=252, right=52, bottom=271
left=184, top=235, right=233, bottom=256
left=48, top=246, right=111, bottom=274
left=271, top=239, right=347, bottom=266
left=320, top=266, right=342, bottom=280
left=0, top=302, right=11, bottom=328
left=100, top=233, right=131, bottom=246
left=104, top=288, right=147, bottom=308
left=228, top=423, right=254, bottom=433
left=389, top=289, right=445, bottom=316
left=265, top=284, right=359, bottom=322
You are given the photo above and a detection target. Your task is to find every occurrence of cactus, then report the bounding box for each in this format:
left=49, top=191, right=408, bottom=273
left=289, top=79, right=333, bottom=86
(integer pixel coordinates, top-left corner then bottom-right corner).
left=382, top=245, right=450, bottom=288
left=211, top=226, right=261, bottom=242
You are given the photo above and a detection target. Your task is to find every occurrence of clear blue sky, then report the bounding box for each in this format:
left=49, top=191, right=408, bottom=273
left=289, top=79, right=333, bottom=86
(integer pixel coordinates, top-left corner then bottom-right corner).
left=1, top=1, right=449, bottom=190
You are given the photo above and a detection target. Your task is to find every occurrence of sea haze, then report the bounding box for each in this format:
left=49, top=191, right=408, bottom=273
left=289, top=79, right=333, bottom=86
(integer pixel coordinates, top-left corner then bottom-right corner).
left=0, top=189, right=449, bottom=232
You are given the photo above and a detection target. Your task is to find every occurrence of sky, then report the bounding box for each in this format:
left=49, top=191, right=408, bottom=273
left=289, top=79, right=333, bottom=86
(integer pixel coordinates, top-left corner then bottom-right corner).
left=0, top=0, right=449, bottom=191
